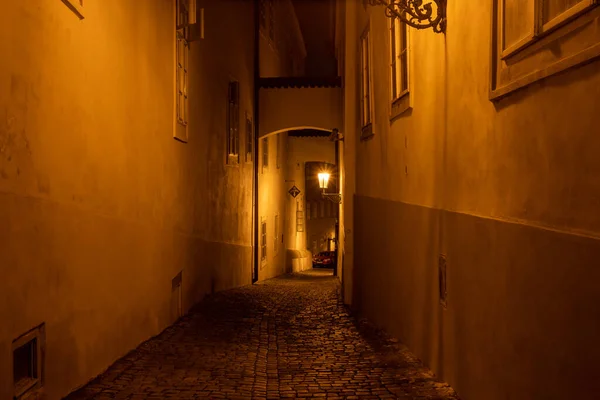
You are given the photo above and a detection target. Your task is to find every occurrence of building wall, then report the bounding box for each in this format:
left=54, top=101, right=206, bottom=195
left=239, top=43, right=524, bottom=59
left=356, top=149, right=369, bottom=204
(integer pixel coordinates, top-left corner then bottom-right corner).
left=258, top=133, right=288, bottom=280
left=339, top=0, right=356, bottom=306
left=0, top=1, right=254, bottom=398
left=259, top=0, right=306, bottom=77
left=341, top=1, right=600, bottom=399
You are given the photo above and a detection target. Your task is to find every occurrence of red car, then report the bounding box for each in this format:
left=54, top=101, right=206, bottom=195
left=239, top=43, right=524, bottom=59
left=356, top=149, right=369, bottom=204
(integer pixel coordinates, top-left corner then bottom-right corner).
left=313, top=251, right=336, bottom=268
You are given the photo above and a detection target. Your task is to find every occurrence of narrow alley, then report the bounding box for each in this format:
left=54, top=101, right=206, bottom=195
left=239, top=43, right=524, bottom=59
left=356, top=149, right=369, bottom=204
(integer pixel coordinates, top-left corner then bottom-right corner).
left=65, top=270, right=459, bottom=400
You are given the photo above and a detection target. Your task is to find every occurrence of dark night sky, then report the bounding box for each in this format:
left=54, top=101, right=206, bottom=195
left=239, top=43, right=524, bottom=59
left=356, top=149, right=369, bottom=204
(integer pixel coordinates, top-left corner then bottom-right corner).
left=292, top=0, right=337, bottom=77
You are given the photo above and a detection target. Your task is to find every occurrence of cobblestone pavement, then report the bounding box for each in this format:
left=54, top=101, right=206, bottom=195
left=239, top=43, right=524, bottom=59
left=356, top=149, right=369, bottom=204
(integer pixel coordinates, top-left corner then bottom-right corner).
left=66, top=269, right=460, bottom=400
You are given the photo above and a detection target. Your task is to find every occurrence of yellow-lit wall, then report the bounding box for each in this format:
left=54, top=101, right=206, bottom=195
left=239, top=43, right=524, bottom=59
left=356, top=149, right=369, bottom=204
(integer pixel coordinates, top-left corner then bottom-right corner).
left=0, top=1, right=254, bottom=398
left=341, top=1, right=600, bottom=399
left=258, top=133, right=288, bottom=279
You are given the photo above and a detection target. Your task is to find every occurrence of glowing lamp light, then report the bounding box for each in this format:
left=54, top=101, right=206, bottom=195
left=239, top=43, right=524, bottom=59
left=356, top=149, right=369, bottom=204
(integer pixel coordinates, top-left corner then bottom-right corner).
left=318, top=172, right=330, bottom=190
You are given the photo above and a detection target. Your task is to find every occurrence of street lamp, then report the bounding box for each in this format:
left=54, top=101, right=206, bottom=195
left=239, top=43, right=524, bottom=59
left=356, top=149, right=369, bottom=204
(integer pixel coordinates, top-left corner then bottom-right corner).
left=318, top=173, right=330, bottom=190
left=318, top=171, right=342, bottom=204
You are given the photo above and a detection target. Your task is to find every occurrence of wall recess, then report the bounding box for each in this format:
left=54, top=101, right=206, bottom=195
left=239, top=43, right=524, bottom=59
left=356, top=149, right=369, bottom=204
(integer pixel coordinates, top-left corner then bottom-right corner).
left=13, top=323, right=45, bottom=399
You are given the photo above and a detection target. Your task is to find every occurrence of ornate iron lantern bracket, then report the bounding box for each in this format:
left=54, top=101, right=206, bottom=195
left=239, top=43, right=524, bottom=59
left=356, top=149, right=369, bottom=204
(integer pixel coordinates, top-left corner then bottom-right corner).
left=368, top=0, right=447, bottom=34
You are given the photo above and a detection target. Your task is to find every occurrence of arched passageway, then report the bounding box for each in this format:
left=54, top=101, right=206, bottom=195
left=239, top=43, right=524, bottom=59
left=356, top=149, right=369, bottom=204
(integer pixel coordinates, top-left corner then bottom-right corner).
left=255, top=77, right=344, bottom=283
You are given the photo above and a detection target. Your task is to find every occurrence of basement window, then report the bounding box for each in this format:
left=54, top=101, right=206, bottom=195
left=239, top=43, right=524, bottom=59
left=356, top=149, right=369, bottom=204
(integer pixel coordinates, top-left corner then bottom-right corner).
left=13, top=324, right=45, bottom=399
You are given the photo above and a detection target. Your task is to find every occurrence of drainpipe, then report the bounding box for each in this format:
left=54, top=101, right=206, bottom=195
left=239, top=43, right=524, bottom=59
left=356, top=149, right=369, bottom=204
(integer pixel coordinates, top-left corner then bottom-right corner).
left=252, top=0, right=260, bottom=283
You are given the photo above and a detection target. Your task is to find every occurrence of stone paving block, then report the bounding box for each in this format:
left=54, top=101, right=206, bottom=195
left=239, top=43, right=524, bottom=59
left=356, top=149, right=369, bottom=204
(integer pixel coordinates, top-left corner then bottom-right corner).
left=65, top=269, right=460, bottom=400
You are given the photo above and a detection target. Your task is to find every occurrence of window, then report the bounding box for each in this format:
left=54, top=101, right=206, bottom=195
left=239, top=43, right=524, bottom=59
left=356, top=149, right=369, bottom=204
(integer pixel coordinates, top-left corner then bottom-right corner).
left=245, top=114, right=253, bottom=163
left=296, top=210, right=305, bottom=232
left=175, top=0, right=191, bottom=142
left=261, top=220, right=267, bottom=261
left=306, top=202, right=311, bottom=221
left=227, top=81, right=240, bottom=164
left=360, top=26, right=374, bottom=138
left=262, top=137, right=269, bottom=172
left=390, top=16, right=411, bottom=117
left=274, top=214, right=279, bottom=253
left=276, top=133, right=281, bottom=169
left=491, top=0, right=600, bottom=99
left=62, top=0, right=84, bottom=19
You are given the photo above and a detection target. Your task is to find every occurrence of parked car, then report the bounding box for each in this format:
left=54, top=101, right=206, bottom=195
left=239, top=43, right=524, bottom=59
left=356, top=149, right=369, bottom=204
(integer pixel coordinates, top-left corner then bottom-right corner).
left=313, top=251, right=336, bottom=268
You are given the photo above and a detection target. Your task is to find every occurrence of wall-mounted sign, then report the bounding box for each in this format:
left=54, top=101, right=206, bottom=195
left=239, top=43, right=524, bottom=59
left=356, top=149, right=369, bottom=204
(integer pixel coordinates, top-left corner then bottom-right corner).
left=288, top=185, right=301, bottom=198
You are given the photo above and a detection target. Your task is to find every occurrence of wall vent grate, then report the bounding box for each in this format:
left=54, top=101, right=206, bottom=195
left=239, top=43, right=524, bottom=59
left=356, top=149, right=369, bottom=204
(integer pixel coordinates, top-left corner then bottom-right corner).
left=13, top=323, right=45, bottom=399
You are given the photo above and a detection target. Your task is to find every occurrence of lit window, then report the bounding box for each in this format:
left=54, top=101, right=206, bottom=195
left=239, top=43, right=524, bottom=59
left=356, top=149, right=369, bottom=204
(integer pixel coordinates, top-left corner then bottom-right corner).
left=175, top=0, right=191, bottom=142
left=360, top=26, right=373, bottom=138
left=227, top=81, right=240, bottom=164
left=491, top=0, right=599, bottom=98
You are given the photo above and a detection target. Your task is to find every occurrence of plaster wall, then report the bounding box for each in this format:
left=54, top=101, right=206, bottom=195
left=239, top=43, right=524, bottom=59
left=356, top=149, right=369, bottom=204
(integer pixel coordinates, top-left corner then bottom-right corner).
left=342, top=1, right=600, bottom=399
left=258, top=87, right=343, bottom=138
left=0, top=1, right=254, bottom=398
left=258, top=134, right=288, bottom=280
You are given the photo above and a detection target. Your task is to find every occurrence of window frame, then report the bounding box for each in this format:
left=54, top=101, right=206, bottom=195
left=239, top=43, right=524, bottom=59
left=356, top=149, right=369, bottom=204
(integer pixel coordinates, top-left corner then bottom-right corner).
left=360, top=24, right=374, bottom=139
left=174, top=0, right=191, bottom=143
left=261, top=219, right=267, bottom=262
left=490, top=0, right=600, bottom=99
left=389, top=15, right=412, bottom=119
left=296, top=210, right=305, bottom=232
left=226, top=80, right=240, bottom=165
